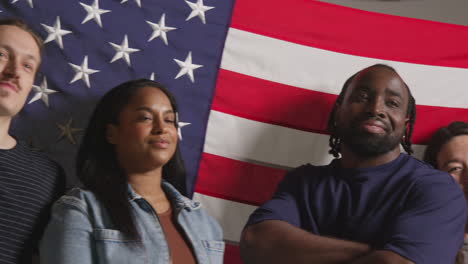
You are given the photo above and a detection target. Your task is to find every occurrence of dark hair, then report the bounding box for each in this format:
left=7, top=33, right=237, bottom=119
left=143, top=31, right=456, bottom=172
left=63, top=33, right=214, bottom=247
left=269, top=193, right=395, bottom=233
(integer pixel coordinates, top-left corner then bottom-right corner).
left=327, top=64, right=417, bottom=158
left=0, top=18, right=44, bottom=57
left=423, top=121, right=468, bottom=168
left=76, top=79, right=187, bottom=239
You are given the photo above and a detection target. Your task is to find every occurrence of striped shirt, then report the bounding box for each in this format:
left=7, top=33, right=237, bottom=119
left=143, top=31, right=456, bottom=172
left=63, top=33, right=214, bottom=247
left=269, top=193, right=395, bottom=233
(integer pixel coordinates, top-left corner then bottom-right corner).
left=0, top=141, right=65, bottom=264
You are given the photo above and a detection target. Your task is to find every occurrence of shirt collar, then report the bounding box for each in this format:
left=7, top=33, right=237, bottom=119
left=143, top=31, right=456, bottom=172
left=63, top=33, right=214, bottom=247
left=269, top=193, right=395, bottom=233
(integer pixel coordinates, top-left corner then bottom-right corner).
left=127, top=180, right=201, bottom=211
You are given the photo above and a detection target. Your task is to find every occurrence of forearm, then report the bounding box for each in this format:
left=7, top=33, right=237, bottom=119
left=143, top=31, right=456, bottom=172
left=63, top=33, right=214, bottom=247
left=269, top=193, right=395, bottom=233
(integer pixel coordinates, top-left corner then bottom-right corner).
left=240, top=220, right=371, bottom=264
left=349, top=250, right=414, bottom=264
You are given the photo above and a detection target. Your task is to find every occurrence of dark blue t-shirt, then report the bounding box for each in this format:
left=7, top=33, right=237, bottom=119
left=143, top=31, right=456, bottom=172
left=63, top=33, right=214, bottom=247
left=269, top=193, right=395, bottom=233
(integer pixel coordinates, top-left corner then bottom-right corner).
left=247, top=154, right=467, bottom=264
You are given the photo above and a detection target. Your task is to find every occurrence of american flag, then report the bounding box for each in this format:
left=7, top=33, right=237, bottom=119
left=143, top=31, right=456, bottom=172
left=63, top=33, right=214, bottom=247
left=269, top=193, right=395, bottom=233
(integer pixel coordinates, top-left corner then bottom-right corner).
left=2, top=0, right=468, bottom=263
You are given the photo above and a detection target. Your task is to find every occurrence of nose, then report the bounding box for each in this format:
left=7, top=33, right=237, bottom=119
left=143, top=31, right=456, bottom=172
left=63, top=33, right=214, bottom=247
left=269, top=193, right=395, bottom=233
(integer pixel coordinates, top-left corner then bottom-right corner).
left=366, top=97, right=385, bottom=118
left=151, top=117, right=169, bottom=135
left=2, top=59, right=19, bottom=80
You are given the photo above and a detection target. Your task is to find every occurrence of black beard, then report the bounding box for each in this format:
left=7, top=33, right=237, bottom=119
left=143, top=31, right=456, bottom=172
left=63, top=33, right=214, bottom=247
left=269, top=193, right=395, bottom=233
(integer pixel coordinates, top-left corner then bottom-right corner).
left=338, top=122, right=403, bottom=158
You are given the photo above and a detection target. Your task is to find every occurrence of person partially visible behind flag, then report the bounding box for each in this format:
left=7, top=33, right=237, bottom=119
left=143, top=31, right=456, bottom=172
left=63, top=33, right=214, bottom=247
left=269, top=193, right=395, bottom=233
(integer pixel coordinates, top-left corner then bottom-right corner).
left=424, top=121, right=468, bottom=264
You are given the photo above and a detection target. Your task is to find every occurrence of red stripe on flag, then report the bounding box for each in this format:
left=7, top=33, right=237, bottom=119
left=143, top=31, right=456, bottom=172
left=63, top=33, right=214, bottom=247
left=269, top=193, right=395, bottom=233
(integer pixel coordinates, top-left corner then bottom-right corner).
left=196, top=153, right=286, bottom=206
left=224, top=243, right=242, bottom=264
left=416, top=105, right=468, bottom=144
left=230, top=0, right=468, bottom=68
left=211, top=70, right=335, bottom=134
left=212, top=70, right=468, bottom=144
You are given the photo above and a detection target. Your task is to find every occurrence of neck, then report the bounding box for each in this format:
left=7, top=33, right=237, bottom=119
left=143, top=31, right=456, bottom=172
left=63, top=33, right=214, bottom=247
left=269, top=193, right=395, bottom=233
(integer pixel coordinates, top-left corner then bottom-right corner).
left=127, top=168, right=171, bottom=213
left=127, top=168, right=164, bottom=197
left=339, top=144, right=401, bottom=169
left=0, top=116, right=15, bottom=149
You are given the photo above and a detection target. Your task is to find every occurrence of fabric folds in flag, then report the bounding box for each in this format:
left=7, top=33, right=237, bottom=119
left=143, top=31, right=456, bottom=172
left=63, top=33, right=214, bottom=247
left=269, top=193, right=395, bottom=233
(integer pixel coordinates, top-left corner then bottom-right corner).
left=1, top=0, right=468, bottom=263
left=196, top=0, right=468, bottom=262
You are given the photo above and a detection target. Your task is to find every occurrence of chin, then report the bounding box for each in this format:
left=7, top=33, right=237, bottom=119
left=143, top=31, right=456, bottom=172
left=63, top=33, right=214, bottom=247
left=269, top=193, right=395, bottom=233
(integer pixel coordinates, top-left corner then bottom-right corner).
left=348, top=137, right=400, bottom=156
left=0, top=105, right=18, bottom=117
left=1, top=110, right=19, bottom=118
left=150, top=157, right=172, bottom=167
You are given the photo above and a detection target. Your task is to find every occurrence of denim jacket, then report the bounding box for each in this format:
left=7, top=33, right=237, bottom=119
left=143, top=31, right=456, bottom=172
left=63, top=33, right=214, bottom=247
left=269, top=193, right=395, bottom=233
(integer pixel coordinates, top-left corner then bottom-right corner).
left=40, top=181, right=225, bottom=264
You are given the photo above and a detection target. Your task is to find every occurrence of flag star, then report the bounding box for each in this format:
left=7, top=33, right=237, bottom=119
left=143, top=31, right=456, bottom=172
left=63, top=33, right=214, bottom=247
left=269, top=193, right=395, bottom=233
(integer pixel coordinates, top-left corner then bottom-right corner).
left=41, top=17, right=72, bottom=50
left=149, top=72, right=155, bottom=80
left=146, top=14, right=176, bottom=45
left=178, top=121, right=191, bottom=140
left=173, top=51, right=203, bottom=83
left=80, top=0, right=111, bottom=28
left=120, top=0, right=141, bottom=7
left=11, top=0, right=33, bottom=8
left=56, top=118, right=82, bottom=145
left=28, top=77, right=58, bottom=107
left=109, top=35, right=140, bottom=66
left=185, top=0, right=214, bottom=24
left=68, top=56, right=100, bottom=88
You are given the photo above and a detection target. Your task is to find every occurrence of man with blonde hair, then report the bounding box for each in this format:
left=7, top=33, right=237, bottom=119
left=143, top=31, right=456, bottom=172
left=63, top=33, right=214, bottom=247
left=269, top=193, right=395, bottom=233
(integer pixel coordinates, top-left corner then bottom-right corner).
left=0, top=18, right=64, bottom=264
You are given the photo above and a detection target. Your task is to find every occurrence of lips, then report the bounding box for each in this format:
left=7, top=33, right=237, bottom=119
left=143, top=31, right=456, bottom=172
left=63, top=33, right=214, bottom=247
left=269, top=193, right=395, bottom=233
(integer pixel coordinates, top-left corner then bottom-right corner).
left=359, top=119, right=388, bottom=134
left=0, top=81, right=18, bottom=93
left=149, top=139, right=170, bottom=149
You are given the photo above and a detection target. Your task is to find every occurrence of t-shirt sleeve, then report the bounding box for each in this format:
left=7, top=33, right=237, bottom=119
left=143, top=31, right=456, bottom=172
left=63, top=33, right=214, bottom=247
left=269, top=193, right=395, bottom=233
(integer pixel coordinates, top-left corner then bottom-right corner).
left=245, top=166, right=307, bottom=228
left=382, top=172, right=468, bottom=264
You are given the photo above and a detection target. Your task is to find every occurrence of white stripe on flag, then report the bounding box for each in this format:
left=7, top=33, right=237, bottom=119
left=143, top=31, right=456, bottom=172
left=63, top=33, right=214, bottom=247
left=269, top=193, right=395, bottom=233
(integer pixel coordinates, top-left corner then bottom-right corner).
left=221, top=28, right=468, bottom=109
left=205, top=110, right=427, bottom=168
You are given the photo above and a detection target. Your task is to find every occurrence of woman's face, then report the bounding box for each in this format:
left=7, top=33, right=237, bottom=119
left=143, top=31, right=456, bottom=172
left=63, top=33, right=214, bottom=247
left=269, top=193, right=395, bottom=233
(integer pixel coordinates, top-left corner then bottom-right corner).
left=107, top=86, right=178, bottom=174
left=436, top=135, right=468, bottom=192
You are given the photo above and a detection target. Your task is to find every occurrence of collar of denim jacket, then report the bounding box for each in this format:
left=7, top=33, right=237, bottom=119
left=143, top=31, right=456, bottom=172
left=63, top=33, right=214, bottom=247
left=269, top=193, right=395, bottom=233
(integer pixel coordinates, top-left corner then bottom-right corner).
left=127, top=181, right=201, bottom=211
left=162, top=181, right=201, bottom=211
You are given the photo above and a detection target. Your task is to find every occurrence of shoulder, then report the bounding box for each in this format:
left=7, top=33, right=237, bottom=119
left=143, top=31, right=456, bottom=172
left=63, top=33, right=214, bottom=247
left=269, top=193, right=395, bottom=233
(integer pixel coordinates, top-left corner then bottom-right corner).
left=53, top=188, right=100, bottom=215
left=14, top=141, right=64, bottom=175
left=401, top=154, right=437, bottom=172
left=0, top=141, right=65, bottom=198
left=289, top=163, right=324, bottom=175
left=401, top=155, right=466, bottom=208
left=402, top=155, right=458, bottom=186
left=47, top=188, right=99, bottom=233
left=281, top=163, right=333, bottom=186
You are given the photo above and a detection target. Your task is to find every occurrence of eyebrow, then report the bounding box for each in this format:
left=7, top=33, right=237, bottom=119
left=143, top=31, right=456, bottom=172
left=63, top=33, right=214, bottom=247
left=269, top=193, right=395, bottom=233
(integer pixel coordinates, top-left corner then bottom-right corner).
left=386, top=88, right=403, bottom=98
left=135, top=107, right=174, bottom=114
left=25, top=54, right=39, bottom=64
left=354, top=86, right=369, bottom=92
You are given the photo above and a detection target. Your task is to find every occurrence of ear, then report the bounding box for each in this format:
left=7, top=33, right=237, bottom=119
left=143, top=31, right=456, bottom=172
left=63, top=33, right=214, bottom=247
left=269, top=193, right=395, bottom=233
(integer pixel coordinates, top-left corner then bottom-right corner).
left=404, top=116, right=410, bottom=132
left=106, top=124, right=118, bottom=144
left=402, top=117, right=410, bottom=143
